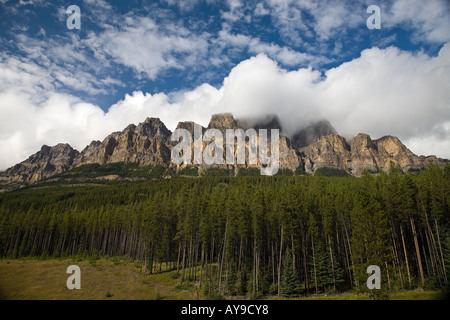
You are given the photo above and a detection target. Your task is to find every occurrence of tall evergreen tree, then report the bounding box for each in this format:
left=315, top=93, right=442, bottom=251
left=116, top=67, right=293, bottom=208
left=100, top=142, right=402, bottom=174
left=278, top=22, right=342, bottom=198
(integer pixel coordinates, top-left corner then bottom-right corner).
left=281, top=248, right=301, bottom=297
left=351, top=171, right=391, bottom=293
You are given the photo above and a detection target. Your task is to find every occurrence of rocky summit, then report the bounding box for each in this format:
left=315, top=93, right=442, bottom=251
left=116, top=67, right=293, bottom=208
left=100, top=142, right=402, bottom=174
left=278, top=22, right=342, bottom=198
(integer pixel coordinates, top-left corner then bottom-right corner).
left=72, top=117, right=171, bottom=167
left=300, top=133, right=444, bottom=176
left=1, top=143, right=79, bottom=185
left=0, top=113, right=447, bottom=187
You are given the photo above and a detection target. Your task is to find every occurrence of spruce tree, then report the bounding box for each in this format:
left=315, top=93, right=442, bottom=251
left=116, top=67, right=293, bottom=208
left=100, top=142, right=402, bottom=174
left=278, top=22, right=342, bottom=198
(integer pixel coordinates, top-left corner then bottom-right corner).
left=281, top=248, right=301, bottom=297
left=309, top=237, right=328, bottom=293
left=351, top=171, right=391, bottom=298
left=329, top=256, right=346, bottom=292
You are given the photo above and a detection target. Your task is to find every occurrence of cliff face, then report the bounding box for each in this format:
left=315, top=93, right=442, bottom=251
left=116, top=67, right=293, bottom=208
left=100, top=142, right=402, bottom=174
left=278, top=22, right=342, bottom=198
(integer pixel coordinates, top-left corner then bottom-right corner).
left=364, top=135, right=442, bottom=175
left=72, top=117, right=172, bottom=167
left=2, top=143, right=79, bottom=184
left=208, top=113, right=238, bottom=131
left=173, top=114, right=301, bottom=173
left=1, top=113, right=447, bottom=186
left=301, top=134, right=351, bottom=173
left=349, top=133, right=379, bottom=175
left=300, top=133, right=445, bottom=176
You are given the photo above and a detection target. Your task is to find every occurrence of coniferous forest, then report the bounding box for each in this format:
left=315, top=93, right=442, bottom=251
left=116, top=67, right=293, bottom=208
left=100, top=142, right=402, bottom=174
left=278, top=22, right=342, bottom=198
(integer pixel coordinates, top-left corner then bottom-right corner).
left=0, top=164, right=449, bottom=299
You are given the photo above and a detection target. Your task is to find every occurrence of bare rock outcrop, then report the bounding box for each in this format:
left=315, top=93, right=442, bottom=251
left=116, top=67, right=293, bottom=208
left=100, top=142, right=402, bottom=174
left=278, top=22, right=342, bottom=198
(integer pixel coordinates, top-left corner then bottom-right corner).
left=1, top=113, right=447, bottom=187
left=301, top=133, right=447, bottom=176
left=2, top=143, right=79, bottom=183
left=300, top=134, right=351, bottom=174
left=73, top=117, right=172, bottom=167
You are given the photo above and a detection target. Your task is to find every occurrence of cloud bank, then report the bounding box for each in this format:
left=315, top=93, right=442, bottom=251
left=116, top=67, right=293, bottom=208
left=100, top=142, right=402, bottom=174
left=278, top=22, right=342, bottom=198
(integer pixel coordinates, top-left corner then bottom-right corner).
left=1, top=43, right=449, bottom=170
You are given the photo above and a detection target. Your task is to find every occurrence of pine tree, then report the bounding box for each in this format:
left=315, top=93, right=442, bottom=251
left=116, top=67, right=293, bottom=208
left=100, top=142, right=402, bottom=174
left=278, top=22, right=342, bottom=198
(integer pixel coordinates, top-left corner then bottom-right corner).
left=351, top=171, right=391, bottom=291
left=226, top=259, right=238, bottom=295
left=281, top=248, right=301, bottom=297
left=328, top=255, right=346, bottom=292
left=309, top=236, right=328, bottom=293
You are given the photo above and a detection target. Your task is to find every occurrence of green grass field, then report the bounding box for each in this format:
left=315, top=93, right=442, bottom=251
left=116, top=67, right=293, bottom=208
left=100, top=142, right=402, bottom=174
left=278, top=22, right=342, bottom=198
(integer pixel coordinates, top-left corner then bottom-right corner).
left=0, top=258, right=447, bottom=300
left=0, top=258, right=197, bottom=300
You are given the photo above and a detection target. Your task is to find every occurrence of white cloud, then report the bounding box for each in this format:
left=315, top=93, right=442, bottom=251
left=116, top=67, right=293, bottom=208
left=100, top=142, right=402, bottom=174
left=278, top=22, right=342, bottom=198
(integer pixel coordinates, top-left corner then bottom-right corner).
left=257, top=0, right=450, bottom=52
left=260, top=0, right=364, bottom=45
left=316, top=44, right=450, bottom=142
left=1, top=43, right=450, bottom=170
left=162, top=0, right=201, bottom=11
left=405, top=121, right=450, bottom=157
left=11, top=34, right=114, bottom=96
left=221, top=0, right=246, bottom=23
left=254, top=3, right=269, bottom=16
left=87, top=16, right=211, bottom=80
left=385, top=0, right=450, bottom=43
left=217, top=28, right=328, bottom=67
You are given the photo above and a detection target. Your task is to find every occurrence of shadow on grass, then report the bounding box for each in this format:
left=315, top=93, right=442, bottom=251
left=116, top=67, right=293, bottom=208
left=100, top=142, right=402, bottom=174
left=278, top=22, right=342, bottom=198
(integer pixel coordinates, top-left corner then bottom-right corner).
left=0, top=286, right=9, bottom=300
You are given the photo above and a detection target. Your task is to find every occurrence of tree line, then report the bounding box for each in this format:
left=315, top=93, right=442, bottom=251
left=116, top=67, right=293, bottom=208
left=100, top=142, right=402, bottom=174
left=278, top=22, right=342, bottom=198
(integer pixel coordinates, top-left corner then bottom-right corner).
left=0, top=164, right=449, bottom=297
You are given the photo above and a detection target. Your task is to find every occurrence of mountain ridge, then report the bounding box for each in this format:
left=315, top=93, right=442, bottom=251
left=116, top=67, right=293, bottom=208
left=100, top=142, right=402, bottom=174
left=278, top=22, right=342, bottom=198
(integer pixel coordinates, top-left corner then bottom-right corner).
left=0, top=113, right=447, bottom=189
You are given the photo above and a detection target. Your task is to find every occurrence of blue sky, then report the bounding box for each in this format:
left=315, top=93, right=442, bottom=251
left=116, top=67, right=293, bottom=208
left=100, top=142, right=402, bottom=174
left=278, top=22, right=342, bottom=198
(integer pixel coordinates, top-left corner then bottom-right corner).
left=0, top=0, right=449, bottom=169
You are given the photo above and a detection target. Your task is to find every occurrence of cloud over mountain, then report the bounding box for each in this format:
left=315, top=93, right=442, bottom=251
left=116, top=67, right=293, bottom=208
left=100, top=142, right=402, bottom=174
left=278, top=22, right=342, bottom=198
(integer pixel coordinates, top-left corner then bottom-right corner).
left=0, top=0, right=449, bottom=170
left=1, top=42, right=449, bottom=170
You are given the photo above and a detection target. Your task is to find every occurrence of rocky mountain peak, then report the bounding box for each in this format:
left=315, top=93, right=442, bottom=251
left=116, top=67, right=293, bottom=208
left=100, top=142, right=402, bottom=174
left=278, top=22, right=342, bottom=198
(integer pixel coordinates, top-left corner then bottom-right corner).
left=291, top=120, right=337, bottom=149
left=136, top=117, right=172, bottom=141
left=71, top=117, right=172, bottom=168
left=353, top=132, right=371, bottom=140
left=208, top=113, right=238, bottom=130
left=1, top=113, right=447, bottom=189
left=375, top=135, right=411, bottom=156
left=351, top=133, right=377, bottom=150
left=27, top=143, right=78, bottom=165
left=3, top=143, right=79, bottom=184
left=176, top=121, right=204, bottom=132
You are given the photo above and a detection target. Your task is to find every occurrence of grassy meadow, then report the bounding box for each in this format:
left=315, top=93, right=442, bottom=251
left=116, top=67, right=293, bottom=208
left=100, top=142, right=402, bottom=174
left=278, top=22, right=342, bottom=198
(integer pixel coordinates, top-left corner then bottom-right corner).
left=0, top=258, right=197, bottom=300
left=0, top=258, right=447, bottom=300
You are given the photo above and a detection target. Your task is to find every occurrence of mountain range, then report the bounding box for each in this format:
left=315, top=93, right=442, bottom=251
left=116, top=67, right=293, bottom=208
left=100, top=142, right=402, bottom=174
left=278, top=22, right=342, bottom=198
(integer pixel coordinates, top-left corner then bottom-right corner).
left=0, top=113, right=447, bottom=190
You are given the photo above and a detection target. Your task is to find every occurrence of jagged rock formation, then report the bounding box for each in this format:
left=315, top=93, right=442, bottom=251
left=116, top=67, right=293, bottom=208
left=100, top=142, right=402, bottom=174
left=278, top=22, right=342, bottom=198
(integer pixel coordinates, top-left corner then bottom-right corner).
left=174, top=114, right=297, bottom=173
left=301, top=134, right=351, bottom=174
left=0, top=113, right=447, bottom=187
left=300, top=133, right=445, bottom=176
left=292, top=120, right=337, bottom=149
left=208, top=113, right=238, bottom=132
left=350, top=134, right=443, bottom=176
left=176, top=121, right=204, bottom=136
left=279, top=136, right=302, bottom=171
left=73, top=117, right=171, bottom=167
left=2, top=143, right=79, bottom=184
